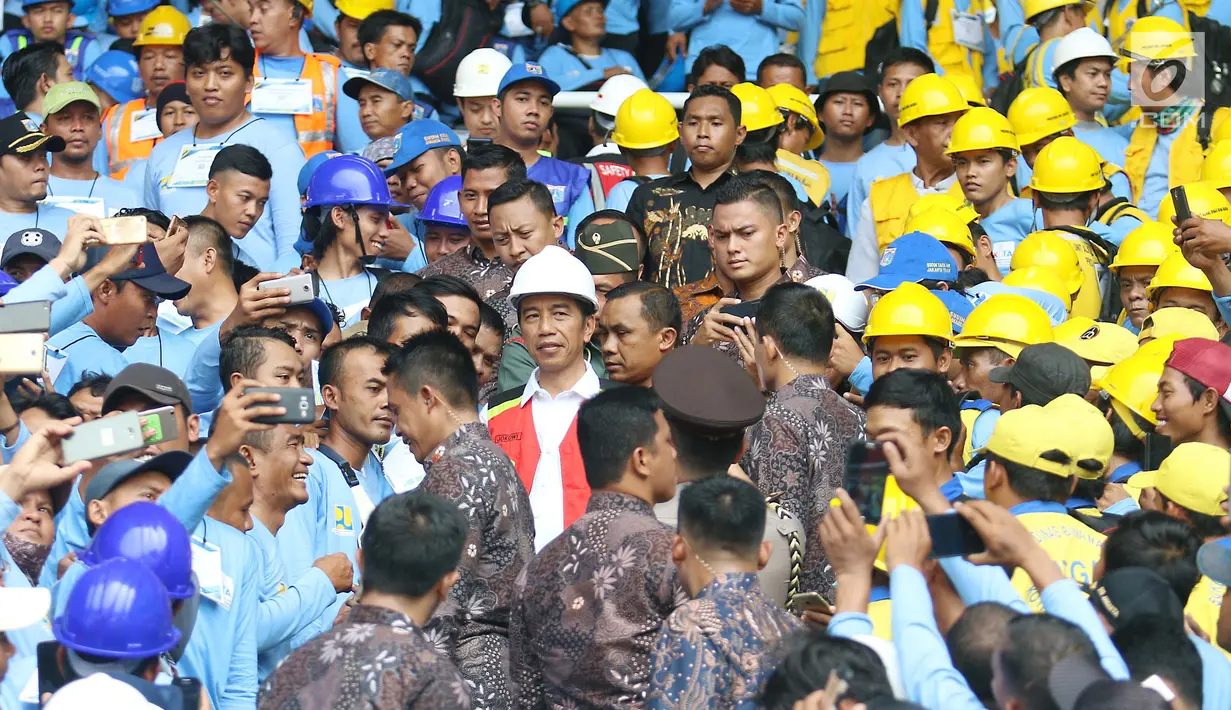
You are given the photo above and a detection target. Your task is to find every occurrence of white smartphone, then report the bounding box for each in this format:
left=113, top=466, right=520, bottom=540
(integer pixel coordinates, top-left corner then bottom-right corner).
left=0, top=333, right=46, bottom=374
left=259, top=273, right=315, bottom=305
left=61, top=411, right=145, bottom=464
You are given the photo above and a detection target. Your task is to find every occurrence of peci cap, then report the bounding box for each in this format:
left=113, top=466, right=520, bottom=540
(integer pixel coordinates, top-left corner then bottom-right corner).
left=989, top=342, right=1091, bottom=404
left=498, top=62, right=561, bottom=98
left=43, top=81, right=101, bottom=116
left=0, top=112, right=65, bottom=157
left=384, top=119, right=461, bottom=176
left=342, top=68, right=413, bottom=102
left=575, top=221, right=640, bottom=275
left=83, top=243, right=191, bottom=300
left=652, top=345, right=765, bottom=434
left=1, top=227, right=60, bottom=268
left=856, top=232, right=958, bottom=292
left=84, top=451, right=194, bottom=506
left=103, top=363, right=193, bottom=413
left=1083, top=567, right=1186, bottom=630
left=1128, top=442, right=1231, bottom=516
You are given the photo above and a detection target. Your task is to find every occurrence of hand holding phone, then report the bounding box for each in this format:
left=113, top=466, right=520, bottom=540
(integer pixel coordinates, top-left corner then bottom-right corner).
left=0, top=333, right=46, bottom=374
left=246, top=387, right=315, bottom=424
left=139, top=405, right=180, bottom=446
left=842, top=439, right=889, bottom=524
left=925, top=513, right=986, bottom=558
left=789, top=592, right=834, bottom=614
left=98, top=215, right=149, bottom=245
left=60, top=412, right=145, bottom=464
left=0, top=301, right=51, bottom=334
left=259, top=273, right=315, bottom=305
left=719, top=300, right=761, bottom=320
left=1170, top=186, right=1193, bottom=225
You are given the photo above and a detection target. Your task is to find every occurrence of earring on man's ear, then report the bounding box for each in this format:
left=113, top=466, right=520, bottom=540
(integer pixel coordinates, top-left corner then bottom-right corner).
left=778, top=245, right=787, bottom=270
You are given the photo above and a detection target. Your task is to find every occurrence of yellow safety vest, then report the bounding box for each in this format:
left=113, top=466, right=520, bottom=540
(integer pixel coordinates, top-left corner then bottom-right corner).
left=1186, top=575, right=1230, bottom=660
left=869, top=172, right=966, bottom=252
left=1096, top=199, right=1150, bottom=227
left=1023, top=37, right=1061, bottom=90
left=1124, top=107, right=1231, bottom=204
left=815, top=0, right=899, bottom=77
left=926, top=0, right=986, bottom=93
left=1011, top=508, right=1106, bottom=611
left=1051, top=225, right=1111, bottom=319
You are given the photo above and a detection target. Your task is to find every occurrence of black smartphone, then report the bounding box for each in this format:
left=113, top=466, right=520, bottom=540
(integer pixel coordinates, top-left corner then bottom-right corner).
left=843, top=439, right=890, bottom=525
left=0, top=300, right=51, bottom=334
left=926, top=513, right=987, bottom=558
left=1144, top=432, right=1173, bottom=472
left=720, top=300, right=761, bottom=320
left=172, top=677, right=203, bottom=708
left=467, top=137, right=493, bottom=152
left=246, top=387, right=316, bottom=424
left=1170, top=185, right=1192, bottom=224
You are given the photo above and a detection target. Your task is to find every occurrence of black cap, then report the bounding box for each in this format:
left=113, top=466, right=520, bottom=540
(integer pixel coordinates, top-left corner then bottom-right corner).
left=989, top=342, right=1091, bottom=405
left=1083, top=567, right=1185, bottom=631
left=816, top=71, right=880, bottom=133
left=102, top=363, right=193, bottom=414
left=84, top=451, right=194, bottom=505
left=652, top=345, right=765, bottom=434
left=83, top=242, right=191, bottom=300
left=0, top=112, right=65, bottom=157
left=1, top=228, right=60, bottom=268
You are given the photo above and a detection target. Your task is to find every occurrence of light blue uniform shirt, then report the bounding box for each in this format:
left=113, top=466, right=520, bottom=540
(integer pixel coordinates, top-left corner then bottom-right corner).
left=1073, top=124, right=1130, bottom=173
left=0, top=490, right=52, bottom=709
left=249, top=517, right=336, bottom=681
left=1193, top=636, right=1231, bottom=710
left=185, top=327, right=224, bottom=415
left=959, top=407, right=999, bottom=498
left=335, top=64, right=371, bottom=155
left=845, top=143, right=916, bottom=239
left=144, top=117, right=306, bottom=272
left=122, top=329, right=198, bottom=379
left=820, top=160, right=857, bottom=206
left=252, top=55, right=343, bottom=151
left=607, top=174, right=665, bottom=213
left=538, top=45, right=646, bottom=91
left=669, top=0, right=804, bottom=81
left=46, top=173, right=140, bottom=217
left=980, top=198, right=1035, bottom=272
left=527, top=156, right=594, bottom=248
left=3, top=265, right=94, bottom=337
left=317, top=270, right=379, bottom=327
left=179, top=321, right=223, bottom=346
left=45, top=321, right=129, bottom=392
left=0, top=204, right=75, bottom=241
left=0, top=31, right=102, bottom=85
left=550, top=0, right=641, bottom=34
left=1139, top=126, right=1180, bottom=219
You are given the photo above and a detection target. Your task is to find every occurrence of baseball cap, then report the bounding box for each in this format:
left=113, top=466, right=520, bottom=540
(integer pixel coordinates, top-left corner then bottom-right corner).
left=1198, top=537, right=1231, bottom=587
left=979, top=403, right=1078, bottom=476
left=1128, top=442, right=1231, bottom=516
left=1083, top=567, right=1186, bottom=630
left=297, top=150, right=341, bottom=196
left=1047, top=655, right=1113, bottom=710
left=1138, top=307, right=1219, bottom=343
left=1, top=227, right=60, bottom=268
left=989, top=342, right=1092, bottom=405
left=384, top=119, right=461, bottom=176
left=82, top=243, right=190, bottom=300
left=498, top=62, right=561, bottom=98
left=1046, top=393, right=1113, bottom=479
left=856, top=232, right=958, bottom=292
left=85, top=451, right=194, bottom=505
left=102, top=363, right=193, bottom=413
left=575, top=221, right=640, bottom=275
left=1164, top=337, right=1231, bottom=422
left=342, top=68, right=414, bottom=101
left=361, top=136, right=399, bottom=163
left=289, top=297, right=336, bottom=337
left=933, top=289, right=974, bottom=335
left=557, top=0, right=605, bottom=18
left=0, top=586, right=50, bottom=631
left=43, top=81, right=101, bottom=116
left=1052, top=317, right=1138, bottom=381
left=0, top=112, right=65, bottom=156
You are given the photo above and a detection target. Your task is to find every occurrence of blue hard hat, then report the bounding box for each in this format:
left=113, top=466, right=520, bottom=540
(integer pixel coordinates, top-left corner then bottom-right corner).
left=53, top=558, right=181, bottom=659
left=79, top=501, right=195, bottom=600
left=856, top=231, right=958, bottom=292
left=384, top=119, right=460, bottom=176
left=557, top=0, right=606, bottom=18
left=107, top=0, right=158, bottom=15
left=497, top=62, right=561, bottom=98
left=304, top=154, right=405, bottom=209
left=419, top=175, right=466, bottom=228
left=84, top=50, right=144, bottom=105
left=0, top=271, right=16, bottom=297
left=297, top=150, right=341, bottom=196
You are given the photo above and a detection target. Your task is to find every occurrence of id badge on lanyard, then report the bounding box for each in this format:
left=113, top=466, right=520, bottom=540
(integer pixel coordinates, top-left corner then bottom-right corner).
left=130, top=108, right=162, bottom=142
left=251, top=78, right=314, bottom=115
left=952, top=8, right=985, bottom=51
left=169, top=144, right=224, bottom=188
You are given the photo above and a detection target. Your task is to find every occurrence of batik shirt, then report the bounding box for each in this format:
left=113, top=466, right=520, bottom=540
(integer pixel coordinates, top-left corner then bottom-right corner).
left=257, top=605, right=471, bottom=710
left=419, top=421, right=536, bottom=710
left=417, top=244, right=513, bottom=301
left=742, top=374, right=865, bottom=599
left=646, top=573, right=802, bottom=710
left=624, top=170, right=735, bottom=288
left=509, top=491, right=686, bottom=709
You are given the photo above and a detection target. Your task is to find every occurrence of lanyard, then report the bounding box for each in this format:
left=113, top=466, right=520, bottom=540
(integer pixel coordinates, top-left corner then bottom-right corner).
left=191, top=116, right=263, bottom=147
left=46, top=174, right=99, bottom=199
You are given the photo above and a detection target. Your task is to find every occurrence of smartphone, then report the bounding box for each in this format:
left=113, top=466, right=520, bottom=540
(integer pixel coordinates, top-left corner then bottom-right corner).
left=789, top=591, right=834, bottom=614
left=99, top=215, right=149, bottom=244
left=61, top=411, right=145, bottom=464
left=720, top=300, right=761, bottom=320
left=167, top=214, right=185, bottom=237
left=926, top=513, right=987, bottom=558
left=138, top=405, right=179, bottom=446
left=259, top=273, right=315, bottom=305
left=172, top=677, right=203, bottom=709
left=843, top=439, right=890, bottom=525
left=247, top=387, right=316, bottom=424
left=1144, top=432, right=1173, bottom=472
left=467, top=137, right=493, bottom=152
left=1170, top=185, right=1192, bottom=224
left=0, top=333, right=45, bottom=374
left=0, top=301, right=51, bottom=334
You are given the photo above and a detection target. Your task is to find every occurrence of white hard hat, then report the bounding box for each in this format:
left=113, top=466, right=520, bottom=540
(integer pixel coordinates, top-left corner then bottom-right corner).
left=509, top=245, right=598, bottom=308
left=590, top=74, right=650, bottom=128
left=453, top=48, right=514, bottom=98
left=45, top=674, right=161, bottom=710
left=0, top=587, right=48, bottom=631
left=1052, top=27, right=1117, bottom=73
left=805, top=273, right=869, bottom=333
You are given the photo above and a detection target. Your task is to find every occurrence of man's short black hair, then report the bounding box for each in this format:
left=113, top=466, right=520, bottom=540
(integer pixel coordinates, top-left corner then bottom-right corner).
left=2, top=41, right=65, bottom=111
left=1102, top=510, right=1202, bottom=604
left=1112, top=615, right=1203, bottom=709
left=1106, top=405, right=1148, bottom=459
left=577, top=387, right=663, bottom=490
left=761, top=631, right=894, bottom=708
left=945, top=602, right=1024, bottom=707
left=367, top=290, right=449, bottom=343
left=462, top=144, right=527, bottom=182
left=384, top=329, right=479, bottom=409
left=999, top=614, right=1100, bottom=710
left=183, top=215, right=234, bottom=279
left=683, top=83, right=742, bottom=126
left=988, top=452, right=1074, bottom=504
left=219, top=326, right=297, bottom=391
left=1036, top=189, right=1098, bottom=213
left=208, top=144, right=272, bottom=182
left=679, top=477, right=765, bottom=558
left=371, top=271, right=422, bottom=307
left=478, top=301, right=506, bottom=340
left=666, top=420, right=744, bottom=474
left=876, top=46, right=935, bottom=82
left=13, top=392, right=78, bottom=421
left=361, top=491, right=467, bottom=598
left=605, top=281, right=682, bottom=336
left=735, top=139, right=780, bottom=168
left=865, top=369, right=963, bottom=459
left=713, top=171, right=784, bottom=222
left=756, top=53, right=806, bottom=85
left=687, top=44, right=745, bottom=87
left=416, top=274, right=483, bottom=310
left=1158, top=491, right=1228, bottom=539
left=318, top=335, right=395, bottom=392
left=357, top=10, right=423, bottom=57
left=66, top=372, right=113, bottom=399
left=758, top=282, right=836, bottom=365
left=183, top=23, right=255, bottom=77
left=742, top=169, right=802, bottom=215
left=488, top=178, right=558, bottom=217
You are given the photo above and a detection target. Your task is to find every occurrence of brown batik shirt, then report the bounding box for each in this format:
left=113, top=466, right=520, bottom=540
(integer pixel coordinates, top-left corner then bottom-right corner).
left=417, top=244, right=514, bottom=301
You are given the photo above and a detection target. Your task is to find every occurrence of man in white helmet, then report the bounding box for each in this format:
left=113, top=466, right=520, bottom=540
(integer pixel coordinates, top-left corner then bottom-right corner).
left=453, top=48, right=512, bottom=144
left=1051, top=28, right=1129, bottom=165
left=572, top=74, right=646, bottom=208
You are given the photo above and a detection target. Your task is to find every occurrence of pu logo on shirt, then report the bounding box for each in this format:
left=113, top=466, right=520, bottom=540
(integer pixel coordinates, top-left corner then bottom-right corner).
left=334, top=505, right=355, bottom=536
left=547, top=185, right=566, bottom=203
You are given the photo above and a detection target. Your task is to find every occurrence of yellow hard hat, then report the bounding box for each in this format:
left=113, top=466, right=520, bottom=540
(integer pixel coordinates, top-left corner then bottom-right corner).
left=1147, top=251, right=1213, bottom=297
left=1138, top=307, right=1220, bottom=343
left=1023, top=0, right=1086, bottom=20
left=862, top=282, right=954, bottom=344
left=1097, top=336, right=1180, bottom=435
left=948, top=73, right=986, bottom=107
left=132, top=6, right=191, bottom=47
left=1202, top=141, right=1231, bottom=190
left=335, top=0, right=392, bottom=19
left=952, top=293, right=1054, bottom=357
left=731, top=82, right=785, bottom=133
left=897, top=73, right=969, bottom=127
left=1123, top=15, right=1196, bottom=63
left=767, top=83, right=825, bottom=152
left=1109, top=221, right=1181, bottom=272
left=946, top=106, right=1019, bottom=155
left=1011, top=231, right=1083, bottom=295
left=903, top=207, right=977, bottom=259
left=1007, top=87, right=1076, bottom=147
left=1053, top=316, right=1138, bottom=380
left=1214, top=118, right=1231, bottom=146
left=612, top=89, right=679, bottom=150
left=1157, top=181, right=1231, bottom=226
left=907, top=193, right=979, bottom=224
left=1002, top=266, right=1073, bottom=312
left=1029, top=136, right=1105, bottom=193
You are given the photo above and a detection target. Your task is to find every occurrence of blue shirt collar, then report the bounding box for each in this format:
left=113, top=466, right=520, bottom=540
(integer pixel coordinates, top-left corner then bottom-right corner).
left=1109, top=461, right=1143, bottom=483
left=940, top=476, right=966, bottom=502
left=1066, top=497, right=1097, bottom=510
left=1009, top=500, right=1070, bottom=516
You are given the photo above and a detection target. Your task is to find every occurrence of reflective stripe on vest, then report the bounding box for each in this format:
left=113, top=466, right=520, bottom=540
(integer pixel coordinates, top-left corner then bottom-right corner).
left=868, top=173, right=964, bottom=252
left=105, top=98, right=157, bottom=180
left=1097, top=199, right=1150, bottom=226
left=252, top=52, right=340, bottom=158
left=814, top=0, right=897, bottom=78
left=21, top=33, right=88, bottom=70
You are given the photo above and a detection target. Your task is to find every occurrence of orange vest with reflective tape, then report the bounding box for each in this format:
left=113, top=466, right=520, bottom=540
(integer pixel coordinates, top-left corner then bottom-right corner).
left=253, top=52, right=340, bottom=158
left=103, top=98, right=159, bottom=180
left=868, top=172, right=965, bottom=252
